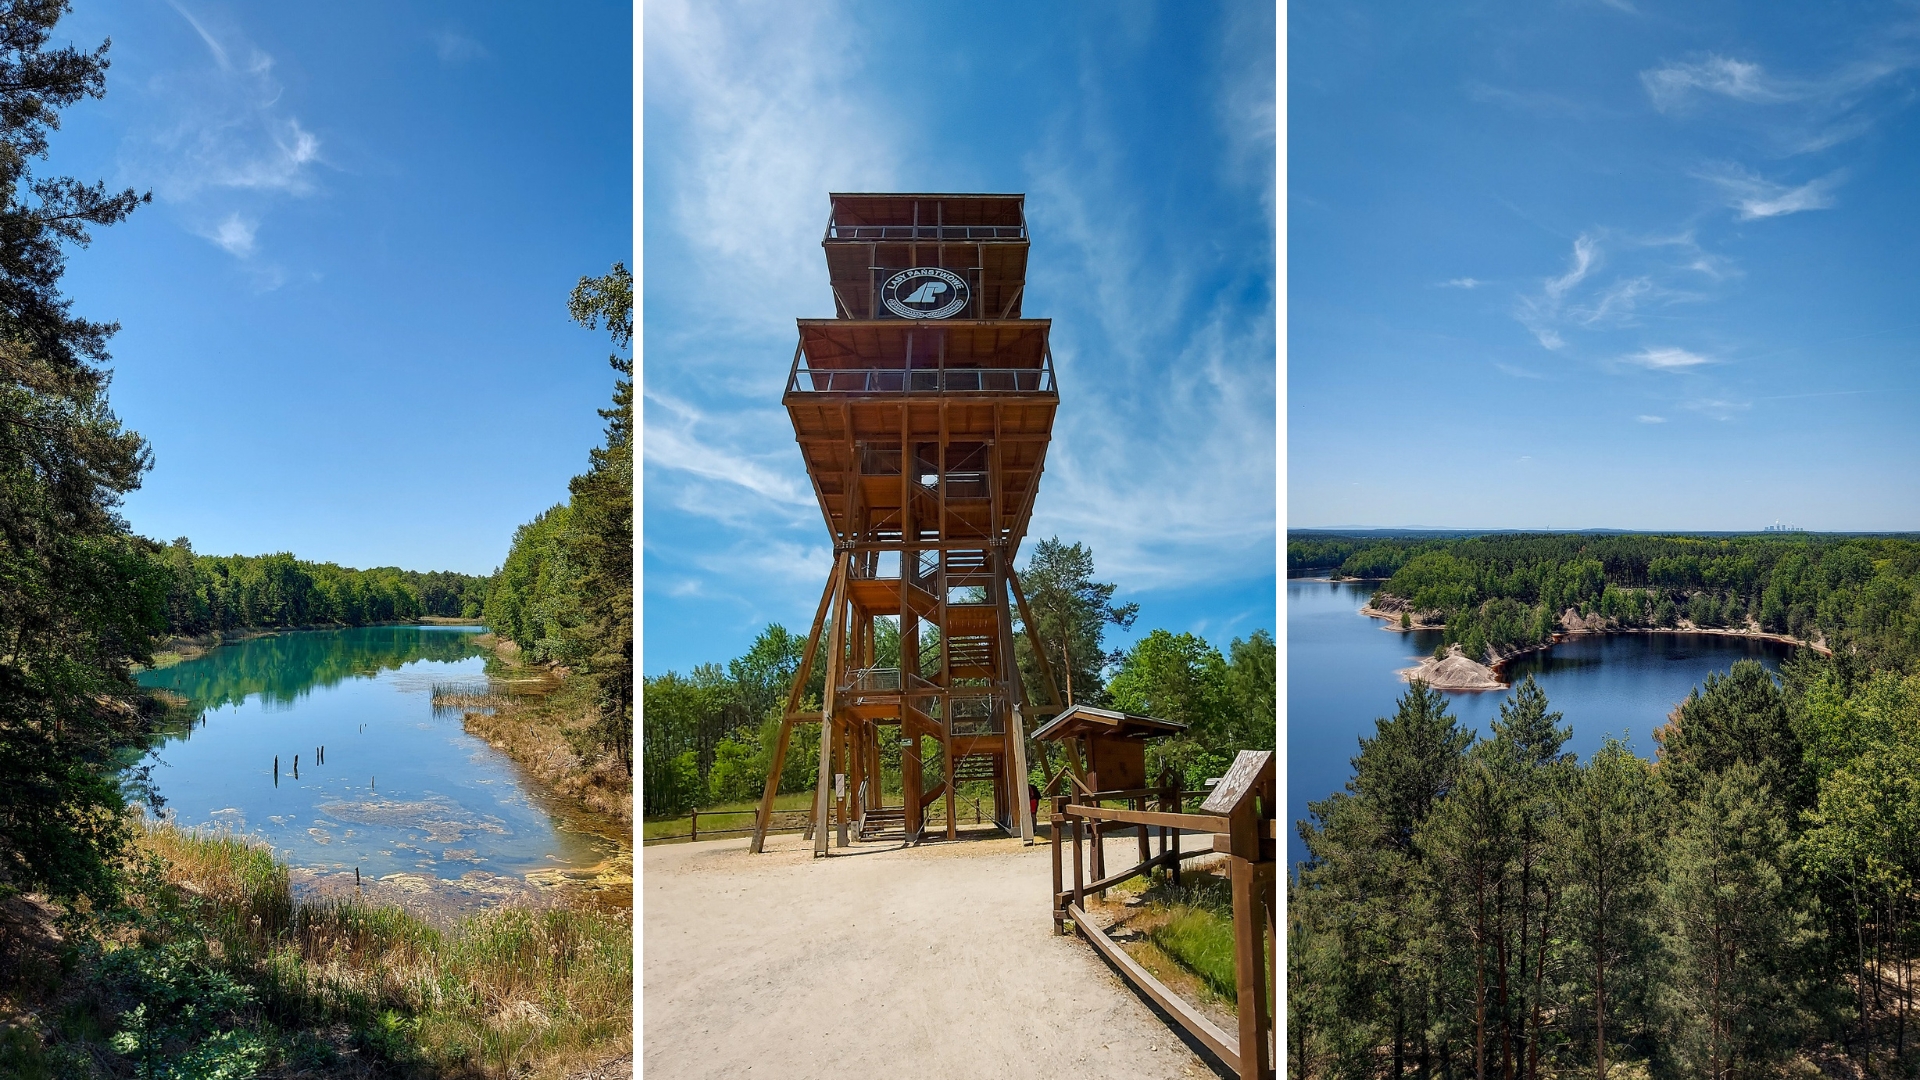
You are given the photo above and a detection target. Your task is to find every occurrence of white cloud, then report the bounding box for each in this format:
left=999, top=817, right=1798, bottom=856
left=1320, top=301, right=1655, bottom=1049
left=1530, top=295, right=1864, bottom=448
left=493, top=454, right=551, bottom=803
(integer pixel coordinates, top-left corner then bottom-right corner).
left=1577, top=276, right=1652, bottom=325
left=128, top=4, right=327, bottom=267
left=1637, top=415, right=1666, bottom=423
left=205, top=213, right=256, bottom=256
left=1697, top=165, right=1843, bottom=220
left=1642, top=56, right=1786, bottom=111
left=1545, top=235, right=1597, bottom=299
left=645, top=1, right=896, bottom=339
left=1642, top=49, right=1919, bottom=155
left=1622, top=346, right=1715, bottom=371
left=1513, top=229, right=1728, bottom=355
left=1685, top=398, right=1752, bottom=420
left=643, top=391, right=814, bottom=513
left=1441, top=277, right=1483, bottom=289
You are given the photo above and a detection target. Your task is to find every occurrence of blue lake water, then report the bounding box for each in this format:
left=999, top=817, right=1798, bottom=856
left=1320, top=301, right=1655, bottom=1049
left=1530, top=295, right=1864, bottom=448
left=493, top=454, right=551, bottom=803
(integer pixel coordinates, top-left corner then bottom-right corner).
left=135, top=626, right=613, bottom=884
left=1286, top=578, right=1795, bottom=868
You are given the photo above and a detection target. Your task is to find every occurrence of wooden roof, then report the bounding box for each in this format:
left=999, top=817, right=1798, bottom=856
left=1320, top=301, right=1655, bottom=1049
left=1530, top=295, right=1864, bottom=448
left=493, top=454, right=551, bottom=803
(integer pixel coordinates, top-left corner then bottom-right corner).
left=1031, top=705, right=1187, bottom=742
left=828, top=193, right=1025, bottom=228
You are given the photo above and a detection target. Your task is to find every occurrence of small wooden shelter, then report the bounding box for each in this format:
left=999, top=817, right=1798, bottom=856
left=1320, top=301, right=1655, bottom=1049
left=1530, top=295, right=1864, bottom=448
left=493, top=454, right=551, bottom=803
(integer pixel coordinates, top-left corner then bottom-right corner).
left=1030, top=704, right=1185, bottom=794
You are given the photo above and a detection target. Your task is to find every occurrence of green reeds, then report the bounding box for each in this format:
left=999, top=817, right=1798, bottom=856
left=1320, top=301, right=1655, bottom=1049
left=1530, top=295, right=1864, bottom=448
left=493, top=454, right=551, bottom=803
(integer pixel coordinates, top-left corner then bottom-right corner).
left=135, top=820, right=631, bottom=1077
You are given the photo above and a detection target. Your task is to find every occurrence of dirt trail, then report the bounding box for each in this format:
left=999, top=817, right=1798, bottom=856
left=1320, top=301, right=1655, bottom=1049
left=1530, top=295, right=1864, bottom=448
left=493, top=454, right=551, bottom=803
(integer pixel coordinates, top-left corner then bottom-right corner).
left=643, top=831, right=1225, bottom=1079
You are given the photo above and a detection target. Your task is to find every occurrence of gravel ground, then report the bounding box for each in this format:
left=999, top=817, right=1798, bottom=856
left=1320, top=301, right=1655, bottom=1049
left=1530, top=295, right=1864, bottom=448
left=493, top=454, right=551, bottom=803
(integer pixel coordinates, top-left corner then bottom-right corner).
left=642, top=830, right=1227, bottom=1079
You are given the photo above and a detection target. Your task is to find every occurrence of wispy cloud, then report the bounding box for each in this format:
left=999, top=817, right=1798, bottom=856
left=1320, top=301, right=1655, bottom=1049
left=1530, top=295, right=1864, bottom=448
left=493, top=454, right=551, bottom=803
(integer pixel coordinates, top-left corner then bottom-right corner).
left=127, top=4, right=327, bottom=272
left=1697, top=165, right=1844, bottom=220
left=646, top=0, right=896, bottom=340
left=1441, top=277, right=1483, bottom=289
left=1494, top=362, right=1544, bottom=379
left=1514, top=230, right=1727, bottom=356
left=1622, top=346, right=1716, bottom=371
left=1641, top=49, right=1919, bottom=154
left=204, top=212, right=256, bottom=257
left=643, top=391, right=815, bottom=516
left=1684, top=397, right=1752, bottom=420
left=1546, top=235, right=1598, bottom=299
left=1637, top=415, right=1666, bottom=423
left=1642, top=56, right=1787, bottom=111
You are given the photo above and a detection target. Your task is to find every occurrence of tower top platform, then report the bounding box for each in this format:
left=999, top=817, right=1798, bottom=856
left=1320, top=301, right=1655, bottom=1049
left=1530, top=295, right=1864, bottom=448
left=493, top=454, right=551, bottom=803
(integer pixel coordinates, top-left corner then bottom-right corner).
left=822, top=193, right=1029, bottom=321
left=825, top=193, right=1026, bottom=239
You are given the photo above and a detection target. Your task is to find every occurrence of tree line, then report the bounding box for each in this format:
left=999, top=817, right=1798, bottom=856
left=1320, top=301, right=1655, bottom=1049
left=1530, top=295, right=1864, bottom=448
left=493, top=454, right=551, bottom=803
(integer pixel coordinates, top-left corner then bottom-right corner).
left=151, top=540, right=489, bottom=635
left=640, top=538, right=1276, bottom=818
left=1293, top=649, right=1920, bottom=1079
left=1298, top=533, right=1920, bottom=668
left=480, top=264, right=633, bottom=772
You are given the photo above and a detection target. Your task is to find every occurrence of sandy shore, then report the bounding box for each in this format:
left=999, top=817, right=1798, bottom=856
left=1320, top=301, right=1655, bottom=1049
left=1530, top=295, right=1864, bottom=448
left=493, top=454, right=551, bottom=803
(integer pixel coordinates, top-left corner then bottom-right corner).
left=1397, top=648, right=1506, bottom=690
left=643, top=831, right=1228, bottom=1080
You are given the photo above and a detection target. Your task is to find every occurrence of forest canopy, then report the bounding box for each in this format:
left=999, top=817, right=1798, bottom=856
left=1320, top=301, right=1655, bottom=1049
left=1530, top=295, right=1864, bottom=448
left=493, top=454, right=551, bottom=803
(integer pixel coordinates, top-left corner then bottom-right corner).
left=640, top=539, right=1275, bottom=818
left=1293, top=532, right=1920, bottom=669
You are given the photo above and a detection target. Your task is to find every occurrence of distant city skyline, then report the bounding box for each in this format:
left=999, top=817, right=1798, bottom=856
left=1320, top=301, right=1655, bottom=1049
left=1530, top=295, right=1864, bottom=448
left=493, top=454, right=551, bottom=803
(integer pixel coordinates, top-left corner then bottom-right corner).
left=1290, top=4, right=1920, bottom=532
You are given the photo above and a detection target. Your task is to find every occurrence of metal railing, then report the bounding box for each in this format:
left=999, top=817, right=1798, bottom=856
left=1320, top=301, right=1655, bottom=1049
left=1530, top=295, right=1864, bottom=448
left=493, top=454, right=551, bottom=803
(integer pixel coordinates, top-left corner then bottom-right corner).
left=787, top=367, right=1054, bottom=395
left=843, top=666, right=902, bottom=692
left=826, top=224, right=1025, bottom=241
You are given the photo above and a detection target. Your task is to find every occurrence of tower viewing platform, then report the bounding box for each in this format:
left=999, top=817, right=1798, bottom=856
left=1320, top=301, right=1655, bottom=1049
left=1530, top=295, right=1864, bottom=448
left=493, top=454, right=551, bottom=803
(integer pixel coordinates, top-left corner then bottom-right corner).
left=754, top=192, right=1070, bottom=856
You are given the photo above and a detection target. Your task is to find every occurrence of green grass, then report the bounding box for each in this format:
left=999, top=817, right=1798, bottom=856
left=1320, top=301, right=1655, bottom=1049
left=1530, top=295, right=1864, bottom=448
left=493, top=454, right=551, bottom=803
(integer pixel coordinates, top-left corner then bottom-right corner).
left=1136, top=872, right=1274, bottom=1008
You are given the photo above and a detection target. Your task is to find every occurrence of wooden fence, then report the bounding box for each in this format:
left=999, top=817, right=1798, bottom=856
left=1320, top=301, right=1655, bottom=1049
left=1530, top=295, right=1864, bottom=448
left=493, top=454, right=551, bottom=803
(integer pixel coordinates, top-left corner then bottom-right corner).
left=643, top=807, right=811, bottom=845
left=1051, top=749, right=1276, bottom=1080
left=646, top=787, right=998, bottom=847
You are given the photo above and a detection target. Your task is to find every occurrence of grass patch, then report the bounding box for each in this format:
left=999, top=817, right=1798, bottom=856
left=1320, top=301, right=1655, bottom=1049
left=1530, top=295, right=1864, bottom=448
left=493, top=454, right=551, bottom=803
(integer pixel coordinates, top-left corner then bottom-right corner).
left=1, top=821, right=631, bottom=1078
left=1112, top=870, right=1274, bottom=1010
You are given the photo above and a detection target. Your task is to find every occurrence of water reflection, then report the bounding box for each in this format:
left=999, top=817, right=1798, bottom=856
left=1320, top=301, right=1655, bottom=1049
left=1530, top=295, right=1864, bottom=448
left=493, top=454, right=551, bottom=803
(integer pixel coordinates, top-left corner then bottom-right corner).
left=134, top=626, right=614, bottom=890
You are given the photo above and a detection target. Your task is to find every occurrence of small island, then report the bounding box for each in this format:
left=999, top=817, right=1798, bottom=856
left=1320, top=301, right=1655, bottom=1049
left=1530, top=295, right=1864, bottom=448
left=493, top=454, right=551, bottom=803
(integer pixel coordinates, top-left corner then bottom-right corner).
left=1396, top=644, right=1505, bottom=690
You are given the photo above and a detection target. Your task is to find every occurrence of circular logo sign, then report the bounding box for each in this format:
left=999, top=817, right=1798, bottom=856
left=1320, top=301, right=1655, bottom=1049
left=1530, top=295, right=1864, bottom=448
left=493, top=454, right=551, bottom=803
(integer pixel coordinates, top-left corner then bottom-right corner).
left=881, top=267, right=970, bottom=320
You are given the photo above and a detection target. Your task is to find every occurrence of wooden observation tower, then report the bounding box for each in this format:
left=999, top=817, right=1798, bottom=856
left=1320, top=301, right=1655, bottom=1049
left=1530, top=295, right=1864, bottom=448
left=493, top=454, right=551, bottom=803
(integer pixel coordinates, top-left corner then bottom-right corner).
left=751, top=193, right=1066, bottom=855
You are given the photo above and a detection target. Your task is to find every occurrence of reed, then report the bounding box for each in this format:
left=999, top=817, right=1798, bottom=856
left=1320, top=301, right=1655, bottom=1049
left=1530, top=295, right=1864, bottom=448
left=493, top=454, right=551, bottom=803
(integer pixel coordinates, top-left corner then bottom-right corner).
left=131, top=821, right=631, bottom=1077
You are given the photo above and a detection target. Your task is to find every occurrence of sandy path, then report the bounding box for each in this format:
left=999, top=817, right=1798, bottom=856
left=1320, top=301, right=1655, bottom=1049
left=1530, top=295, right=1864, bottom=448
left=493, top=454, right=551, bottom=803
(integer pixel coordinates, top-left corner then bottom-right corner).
left=642, top=830, right=1224, bottom=1079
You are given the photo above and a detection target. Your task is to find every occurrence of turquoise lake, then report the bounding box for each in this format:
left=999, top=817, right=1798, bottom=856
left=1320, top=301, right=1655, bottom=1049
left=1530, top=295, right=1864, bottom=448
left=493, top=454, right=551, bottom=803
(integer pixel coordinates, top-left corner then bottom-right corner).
left=134, top=626, right=614, bottom=886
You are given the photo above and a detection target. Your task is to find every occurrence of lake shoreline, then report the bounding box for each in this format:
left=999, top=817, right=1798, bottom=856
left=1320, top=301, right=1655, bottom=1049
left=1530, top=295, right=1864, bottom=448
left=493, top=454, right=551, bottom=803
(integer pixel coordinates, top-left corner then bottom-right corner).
left=145, top=618, right=487, bottom=670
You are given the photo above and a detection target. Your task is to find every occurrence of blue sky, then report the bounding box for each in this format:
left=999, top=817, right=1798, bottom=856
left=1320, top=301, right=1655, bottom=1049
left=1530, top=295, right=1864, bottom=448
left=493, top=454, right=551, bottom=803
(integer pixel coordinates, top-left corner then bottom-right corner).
left=1291, top=4, right=1920, bottom=531
left=641, top=2, right=1277, bottom=676
left=52, top=2, right=629, bottom=576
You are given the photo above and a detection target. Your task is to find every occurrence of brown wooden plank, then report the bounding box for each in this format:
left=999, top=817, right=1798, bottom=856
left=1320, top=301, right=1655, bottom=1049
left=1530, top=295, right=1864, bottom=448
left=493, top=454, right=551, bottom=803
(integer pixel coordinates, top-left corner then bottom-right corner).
left=1067, top=904, right=1241, bottom=1073
left=1201, top=750, right=1275, bottom=816
left=1063, top=805, right=1231, bottom=833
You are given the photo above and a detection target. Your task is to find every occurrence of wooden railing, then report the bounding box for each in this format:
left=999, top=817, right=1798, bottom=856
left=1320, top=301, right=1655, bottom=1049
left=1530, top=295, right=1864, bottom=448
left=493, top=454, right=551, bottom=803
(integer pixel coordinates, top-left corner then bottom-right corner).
left=786, top=366, right=1056, bottom=395
left=825, top=224, right=1025, bottom=241
left=643, top=807, right=809, bottom=845
left=1050, top=750, right=1276, bottom=1080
